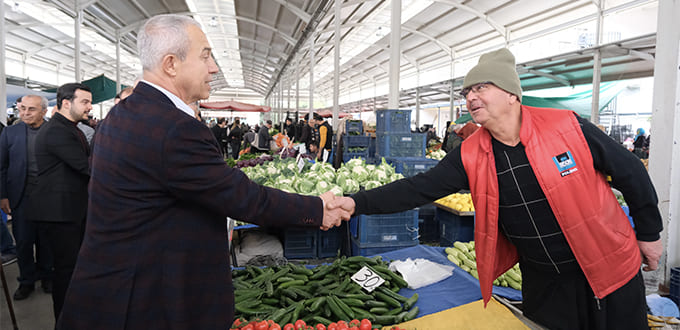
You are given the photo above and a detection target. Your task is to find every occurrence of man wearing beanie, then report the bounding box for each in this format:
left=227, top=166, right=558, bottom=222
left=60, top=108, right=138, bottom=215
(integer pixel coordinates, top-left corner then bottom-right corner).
left=330, top=48, right=663, bottom=329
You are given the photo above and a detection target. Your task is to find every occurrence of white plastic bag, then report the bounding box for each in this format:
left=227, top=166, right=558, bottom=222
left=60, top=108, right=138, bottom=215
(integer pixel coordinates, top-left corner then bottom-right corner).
left=389, top=258, right=454, bottom=289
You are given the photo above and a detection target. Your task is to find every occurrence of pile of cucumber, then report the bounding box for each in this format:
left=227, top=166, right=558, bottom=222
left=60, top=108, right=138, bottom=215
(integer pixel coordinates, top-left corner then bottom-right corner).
left=445, top=241, right=522, bottom=290
left=232, top=255, right=419, bottom=328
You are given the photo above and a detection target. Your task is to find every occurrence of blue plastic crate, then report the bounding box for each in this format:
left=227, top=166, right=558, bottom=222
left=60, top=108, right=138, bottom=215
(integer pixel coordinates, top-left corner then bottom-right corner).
left=343, top=135, right=371, bottom=148
left=343, top=150, right=369, bottom=163
left=376, top=132, right=426, bottom=158
left=345, top=120, right=364, bottom=135
left=350, top=237, right=418, bottom=257
left=436, top=208, right=474, bottom=247
left=283, top=228, right=317, bottom=259
left=385, top=157, right=439, bottom=177
left=375, top=109, right=411, bottom=133
left=621, top=205, right=634, bottom=228
left=368, top=136, right=376, bottom=157
left=349, top=210, right=419, bottom=245
left=317, top=227, right=342, bottom=258
left=417, top=204, right=438, bottom=243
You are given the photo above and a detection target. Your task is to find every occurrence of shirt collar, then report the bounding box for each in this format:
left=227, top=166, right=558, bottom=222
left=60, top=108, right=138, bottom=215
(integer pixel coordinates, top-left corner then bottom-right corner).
left=141, top=80, right=195, bottom=118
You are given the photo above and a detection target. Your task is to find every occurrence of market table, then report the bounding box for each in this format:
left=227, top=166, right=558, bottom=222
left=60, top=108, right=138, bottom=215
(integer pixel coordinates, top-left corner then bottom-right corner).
left=374, top=244, right=522, bottom=318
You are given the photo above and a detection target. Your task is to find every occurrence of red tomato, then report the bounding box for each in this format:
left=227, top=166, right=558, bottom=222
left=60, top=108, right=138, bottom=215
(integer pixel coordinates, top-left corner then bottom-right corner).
left=359, top=319, right=371, bottom=330
left=283, top=324, right=295, bottom=330
left=349, top=327, right=359, bottom=330
left=241, top=325, right=254, bottom=330
left=349, top=319, right=360, bottom=327
left=336, top=321, right=348, bottom=327
left=255, top=320, right=269, bottom=330
left=267, top=320, right=276, bottom=326
left=294, top=320, right=307, bottom=329
left=315, top=324, right=326, bottom=330
left=327, top=322, right=338, bottom=330
left=232, top=318, right=244, bottom=328
left=269, top=324, right=282, bottom=330
left=337, top=323, right=349, bottom=330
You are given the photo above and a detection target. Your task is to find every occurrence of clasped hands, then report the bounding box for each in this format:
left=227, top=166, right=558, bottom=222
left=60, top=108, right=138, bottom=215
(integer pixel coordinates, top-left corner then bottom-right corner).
left=318, top=192, right=357, bottom=231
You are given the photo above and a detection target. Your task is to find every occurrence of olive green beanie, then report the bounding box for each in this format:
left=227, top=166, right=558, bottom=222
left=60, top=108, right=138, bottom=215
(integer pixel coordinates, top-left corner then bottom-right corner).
left=462, top=48, right=522, bottom=102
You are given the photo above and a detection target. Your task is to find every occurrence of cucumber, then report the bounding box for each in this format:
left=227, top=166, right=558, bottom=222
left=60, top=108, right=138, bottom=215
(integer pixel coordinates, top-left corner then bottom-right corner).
left=377, top=286, right=408, bottom=303
left=276, top=276, right=295, bottom=283
left=385, top=307, right=403, bottom=316
left=332, top=295, right=356, bottom=319
left=372, top=314, right=396, bottom=325
left=403, top=293, right=418, bottom=310
left=364, top=300, right=389, bottom=308
left=311, top=316, right=333, bottom=326
left=340, top=297, right=365, bottom=308
left=291, top=264, right=314, bottom=276
left=278, top=279, right=305, bottom=289
left=369, top=307, right=389, bottom=314
left=402, top=306, right=420, bottom=322
left=325, top=294, right=350, bottom=321
left=309, top=296, right=326, bottom=312
left=374, top=291, right=401, bottom=308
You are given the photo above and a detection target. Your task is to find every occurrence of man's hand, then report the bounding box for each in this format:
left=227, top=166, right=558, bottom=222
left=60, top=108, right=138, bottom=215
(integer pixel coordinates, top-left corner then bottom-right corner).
left=638, top=239, right=663, bottom=271
left=319, top=192, right=351, bottom=230
left=0, top=198, right=10, bottom=215
left=327, top=196, right=356, bottom=216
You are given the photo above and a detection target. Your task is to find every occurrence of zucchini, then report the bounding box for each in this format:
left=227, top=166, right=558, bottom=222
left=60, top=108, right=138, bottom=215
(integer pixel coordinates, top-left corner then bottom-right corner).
left=402, top=306, right=419, bottom=322
left=325, top=294, right=350, bottom=321
left=365, top=300, right=388, bottom=308
left=332, top=295, right=356, bottom=319
left=340, top=297, right=365, bottom=308
left=278, top=279, right=305, bottom=289
left=377, top=286, right=408, bottom=303
left=374, top=291, right=401, bottom=308
left=403, top=293, right=418, bottom=310
left=369, top=307, right=390, bottom=314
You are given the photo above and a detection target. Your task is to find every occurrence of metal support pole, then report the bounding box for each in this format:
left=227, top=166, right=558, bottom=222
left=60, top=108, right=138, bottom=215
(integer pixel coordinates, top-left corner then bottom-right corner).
left=332, top=0, right=341, bottom=129
left=590, top=0, right=604, bottom=124
left=388, top=0, right=401, bottom=109
left=0, top=1, right=6, bottom=126
left=309, top=36, right=315, bottom=116
left=116, top=32, right=121, bottom=93
left=649, top=0, right=680, bottom=288
left=296, top=59, right=300, bottom=113
left=450, top=80, right=456, bottom=121
left=75, top=7, right=83, bottom=82
left=415, top=88, right=421, bottom=129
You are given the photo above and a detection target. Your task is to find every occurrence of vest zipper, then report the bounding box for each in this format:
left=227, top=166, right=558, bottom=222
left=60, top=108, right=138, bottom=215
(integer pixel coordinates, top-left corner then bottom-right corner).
left=594, top=296, right=601, bottom=310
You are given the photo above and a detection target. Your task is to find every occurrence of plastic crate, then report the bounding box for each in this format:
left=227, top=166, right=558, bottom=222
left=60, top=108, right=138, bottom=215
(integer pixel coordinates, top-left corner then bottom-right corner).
left=436, top=208, right=474, bottom=247
left=671, top=267, right=680, bottom=306
left=375, top=109, right=411, bottom=133
left=317, top=227, right=342, bottom=258
left=385, top=157, right=439, bottom=177
left=417, top=204, right=439, bottom=243
left=375, top=132, right=426, bottom=158
left=343, top=135, right=371, bottom=148
left=283, top=228, right=317, bottom=259
left=345, top=120, right=364, bottom=135
left=349, top=210, right=419, bottom=245
left=621, top=205, right=634, bottom=228
left=342, top=150, right=369, bottom=163
left=350, top=237, right=418, bottom=257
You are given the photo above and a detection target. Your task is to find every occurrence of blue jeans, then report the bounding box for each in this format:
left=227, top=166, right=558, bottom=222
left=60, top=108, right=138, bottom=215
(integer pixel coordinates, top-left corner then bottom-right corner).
left=1, top=210, right=16, bottom=255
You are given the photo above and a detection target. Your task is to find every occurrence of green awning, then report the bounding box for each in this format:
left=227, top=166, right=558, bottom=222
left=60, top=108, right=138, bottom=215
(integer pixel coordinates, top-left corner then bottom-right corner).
left=45, top=75, right=129, bottom=104
left=455, top=82, right=625, bottom=124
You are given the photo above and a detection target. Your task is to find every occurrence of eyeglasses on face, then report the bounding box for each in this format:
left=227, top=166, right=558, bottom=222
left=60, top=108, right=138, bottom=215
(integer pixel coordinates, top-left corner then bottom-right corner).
left=461, top=82, right=493, bottom=98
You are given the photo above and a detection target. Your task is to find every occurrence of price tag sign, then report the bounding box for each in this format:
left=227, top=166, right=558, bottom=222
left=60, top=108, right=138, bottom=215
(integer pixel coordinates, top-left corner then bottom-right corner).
left=296, top=155, right=305, bottom=173
left=351, top=266, right=385, bottom=292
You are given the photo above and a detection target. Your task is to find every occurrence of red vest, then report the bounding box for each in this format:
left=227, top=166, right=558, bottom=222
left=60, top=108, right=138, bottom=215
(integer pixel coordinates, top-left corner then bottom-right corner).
left=461, top=105, right=641, bottom=306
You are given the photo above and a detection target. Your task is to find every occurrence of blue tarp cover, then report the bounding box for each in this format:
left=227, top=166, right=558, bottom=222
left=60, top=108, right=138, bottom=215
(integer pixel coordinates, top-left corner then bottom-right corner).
left=378, top=244, right=522, bottom=318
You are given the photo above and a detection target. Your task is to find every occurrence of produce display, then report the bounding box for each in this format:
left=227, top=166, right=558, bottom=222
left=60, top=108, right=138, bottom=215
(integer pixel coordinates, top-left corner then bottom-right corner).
left=240, top=157, right=404, bottom=196
left=232, top=256, right=419, bottom=329
left=435, top=193, right=475, bottom=212
left=647, top=314, right=680, bottom=329
left=445, top=241, right=522, bottom=290
left=425, top=149, right=446, bottom=160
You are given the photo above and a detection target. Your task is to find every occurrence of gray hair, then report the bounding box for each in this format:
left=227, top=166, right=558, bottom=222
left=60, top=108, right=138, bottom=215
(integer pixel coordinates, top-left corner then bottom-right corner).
left=137, top=14, right=201, bottom=71
left=23, top=94, right=49, bottom=110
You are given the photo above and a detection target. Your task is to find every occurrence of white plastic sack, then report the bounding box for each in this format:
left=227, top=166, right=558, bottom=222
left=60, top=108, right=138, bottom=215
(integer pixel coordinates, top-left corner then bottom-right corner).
left=389, top=258, right=454, bottom=289
left=234, top=231, right=283, bottom=265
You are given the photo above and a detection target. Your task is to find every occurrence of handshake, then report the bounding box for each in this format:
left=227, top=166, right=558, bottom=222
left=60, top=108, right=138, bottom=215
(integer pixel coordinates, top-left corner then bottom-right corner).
left=318, top=191, right=357, bottom=231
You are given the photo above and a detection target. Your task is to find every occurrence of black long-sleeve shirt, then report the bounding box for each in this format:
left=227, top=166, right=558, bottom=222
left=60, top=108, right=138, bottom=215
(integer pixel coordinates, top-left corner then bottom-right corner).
left=352, top=115, right=663, bottom=243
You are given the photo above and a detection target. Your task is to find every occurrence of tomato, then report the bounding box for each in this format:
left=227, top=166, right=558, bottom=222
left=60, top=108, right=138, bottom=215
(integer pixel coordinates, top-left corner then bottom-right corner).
left=255, top=320, right=269, bottom=330
left=359, top=319, right=371, bottom=330
left=267, top=320, right=276, bottom=326
left=327, top=322, right=338, bottom=330
left=336, top=321, right=348, bottom=327
left=316, top=324, right=326, bottom=330
left=269, top=324, right=281, bottom=330
left=349, top=319, right=360, bottom=327
left=283, top=324, right=295, bottom=330
left=232, top=318, right=244, bottom=328
left=349, top=327, right=359, bottom=330
left=337, top=324, right=349, bottom=330
left=241, top=325, right=254, bottom=330
left=294, top=320, right=307, bottom=330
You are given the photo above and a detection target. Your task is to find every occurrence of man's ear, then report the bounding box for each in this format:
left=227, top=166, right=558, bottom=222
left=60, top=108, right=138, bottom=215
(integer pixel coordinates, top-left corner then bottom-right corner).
left=161, top=54, right=178, bottom=77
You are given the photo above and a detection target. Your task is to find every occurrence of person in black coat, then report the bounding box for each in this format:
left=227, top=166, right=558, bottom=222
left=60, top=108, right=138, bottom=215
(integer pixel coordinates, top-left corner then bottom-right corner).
left=28, top=82, right=92, bottom=321
left=227, top=118, right=243, bottom=159
left=284, top=117, right=296, bottom=141
left=211, top=117, right=227, bottom=155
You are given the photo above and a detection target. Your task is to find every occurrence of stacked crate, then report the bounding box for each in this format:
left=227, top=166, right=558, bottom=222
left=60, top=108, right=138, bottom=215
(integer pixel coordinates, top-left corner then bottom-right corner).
left=283, top=227, right=342, bottom=259
left=374, top=109, right=426, bottom=159
left=349, top=210, right=419, bottom=256
left=342, top=120, right=371, bottom=162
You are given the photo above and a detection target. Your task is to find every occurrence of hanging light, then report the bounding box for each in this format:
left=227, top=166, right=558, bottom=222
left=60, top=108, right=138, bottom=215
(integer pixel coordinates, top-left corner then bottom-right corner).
left=208, top=16, right=218, bottom=27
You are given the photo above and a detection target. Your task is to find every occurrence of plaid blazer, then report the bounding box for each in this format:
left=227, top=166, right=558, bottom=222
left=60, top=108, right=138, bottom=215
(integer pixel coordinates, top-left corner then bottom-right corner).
left=58, top=82, right=323, bottom=329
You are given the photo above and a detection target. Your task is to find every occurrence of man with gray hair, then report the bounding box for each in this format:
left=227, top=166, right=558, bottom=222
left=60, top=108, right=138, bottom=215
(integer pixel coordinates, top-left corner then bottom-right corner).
left=59, top=14, right=350, bottom=329
left=0, top=94, right=54, bottom=301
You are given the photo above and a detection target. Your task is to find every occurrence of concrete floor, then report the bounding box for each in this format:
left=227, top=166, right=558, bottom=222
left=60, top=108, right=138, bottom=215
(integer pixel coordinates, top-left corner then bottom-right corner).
left=1, top=259, right=55, bottom=330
